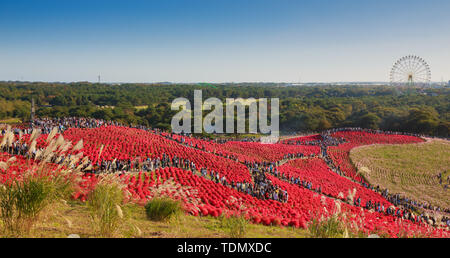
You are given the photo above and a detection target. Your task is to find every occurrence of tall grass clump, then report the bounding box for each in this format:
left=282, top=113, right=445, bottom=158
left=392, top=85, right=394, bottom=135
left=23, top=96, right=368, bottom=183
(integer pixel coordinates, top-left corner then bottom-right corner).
left=86, top=175, right=125, bottom=237
left=144, top=197, right=182, bottom=222
left=308, top=213, right=371, bottom=238
left=308, top=201, right=366, bottom=238
left=0, top=129, right=83, bottom=236
left=220, top=215, right=247, bottom=238
left=0, top=184, right=15, bottom=232
left=0, top=171, right=77, bottom=235
left=308, top=215, right=348, bottom=238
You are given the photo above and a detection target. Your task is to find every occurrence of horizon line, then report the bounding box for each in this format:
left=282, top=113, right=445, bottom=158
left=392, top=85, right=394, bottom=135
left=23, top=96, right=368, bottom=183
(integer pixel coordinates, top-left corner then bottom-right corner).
left=1, top=80, right=449, bottom=85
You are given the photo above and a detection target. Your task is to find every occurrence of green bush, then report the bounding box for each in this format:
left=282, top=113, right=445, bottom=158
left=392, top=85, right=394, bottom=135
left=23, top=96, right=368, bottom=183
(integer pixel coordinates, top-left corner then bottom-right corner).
left=86, top=183, right=124, bottom=237
left=144, top=198, right=182, bottom=222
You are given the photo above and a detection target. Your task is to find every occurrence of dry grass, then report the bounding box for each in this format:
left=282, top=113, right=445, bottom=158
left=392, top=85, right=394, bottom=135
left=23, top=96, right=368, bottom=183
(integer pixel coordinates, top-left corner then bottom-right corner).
left=350, top=139, right=450, bottom=209
left=0, top=118, right=22, bottom=125
left=86, top=175, right=125, bottom=237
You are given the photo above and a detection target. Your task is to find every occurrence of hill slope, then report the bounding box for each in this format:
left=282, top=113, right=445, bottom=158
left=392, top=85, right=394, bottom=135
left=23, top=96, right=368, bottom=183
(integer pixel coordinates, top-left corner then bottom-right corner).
left=350, top=139, right=450, bottom=209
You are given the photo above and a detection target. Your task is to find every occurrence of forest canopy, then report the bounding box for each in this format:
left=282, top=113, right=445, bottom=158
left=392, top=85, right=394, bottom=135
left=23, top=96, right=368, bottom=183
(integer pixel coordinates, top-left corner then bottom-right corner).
left=0, top=81, right=448, bottom=137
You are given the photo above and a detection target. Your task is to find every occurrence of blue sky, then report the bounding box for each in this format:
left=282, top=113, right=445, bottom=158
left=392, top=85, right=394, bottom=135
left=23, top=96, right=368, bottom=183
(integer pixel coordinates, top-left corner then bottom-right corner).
left=0, top=0, right=449, bottom=83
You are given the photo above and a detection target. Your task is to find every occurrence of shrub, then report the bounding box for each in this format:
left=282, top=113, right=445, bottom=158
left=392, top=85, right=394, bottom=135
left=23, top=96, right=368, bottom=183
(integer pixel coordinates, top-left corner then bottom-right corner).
left=144, top=198, right=182, bottom=222
left=14, top=176, right=55, bottom=231
left=0, top=184, right=17, bottom=233
left=308, top=213, right=369, bottom=238
left=0, top=175, right=57, bottom=235
left=308, top=216, right=345, bottom=238
left=86, top=177, right=124, bottom=237
left=220, top=215, right=247, bottom=238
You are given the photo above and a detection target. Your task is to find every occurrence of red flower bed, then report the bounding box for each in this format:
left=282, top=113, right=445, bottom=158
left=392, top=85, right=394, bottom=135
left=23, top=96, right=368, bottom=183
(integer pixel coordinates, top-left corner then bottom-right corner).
left=0, top=152, right=72, bottom=186
left=277, top=158, right=392, bottom=207
left=221, top=141, right=320, bottom=162
left=266, top=174, right=448, bottom=238
left=331, top=131, right=424, bottom=146
left=168, top=133, right=320, bottom=163
left=77, top=167, right=333, bottom=228
left=281, top=134, right=323, bottom=144
left=70, top=166, right=449, bottom=237
left=63, top=126, right=252, bottom=183
left=0, top=152, right=31, bottom=183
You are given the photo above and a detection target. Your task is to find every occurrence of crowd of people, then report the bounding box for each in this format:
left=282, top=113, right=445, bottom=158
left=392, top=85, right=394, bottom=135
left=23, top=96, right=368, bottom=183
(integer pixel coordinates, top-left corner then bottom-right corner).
left=32, top=117, right=116, bottom=133
left=91, top=153, right=200, bottom=174
left=250, top=167, right=289, bottom=202
left=437, top=172, right=450, bottom=186
left=322, top=127, right=427, bottom=139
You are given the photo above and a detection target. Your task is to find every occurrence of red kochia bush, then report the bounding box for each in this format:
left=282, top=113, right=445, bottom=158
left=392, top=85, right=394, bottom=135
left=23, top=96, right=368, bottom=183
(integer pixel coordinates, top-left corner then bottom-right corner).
left=113, top=167, right=448, bottom=237
left=278, top=158, right=392, bottom=207
left=221, top=141, right=320, bottom=163
left=281, top=134, right=323, bottom=144
left=327, top=132, right=424, bottom=182
left=168, top=133, right=320, bottom=163
left=63, top=126, right=252, bottom=183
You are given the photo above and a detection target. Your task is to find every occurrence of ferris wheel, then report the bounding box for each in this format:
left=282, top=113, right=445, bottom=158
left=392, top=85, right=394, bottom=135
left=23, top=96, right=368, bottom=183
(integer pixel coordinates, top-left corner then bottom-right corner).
left=390, top=55, right=431, bottom=87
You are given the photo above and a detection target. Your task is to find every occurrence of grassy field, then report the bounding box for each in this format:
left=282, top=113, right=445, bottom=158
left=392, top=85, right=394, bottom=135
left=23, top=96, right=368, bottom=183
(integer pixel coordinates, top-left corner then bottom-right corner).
left=350, top=139, right=450, bottom=209
left=134, top=105, right=149, bottom=110
left=0, top=118, right=22, bottom=124
left=0, top=201, right=310, bottom=238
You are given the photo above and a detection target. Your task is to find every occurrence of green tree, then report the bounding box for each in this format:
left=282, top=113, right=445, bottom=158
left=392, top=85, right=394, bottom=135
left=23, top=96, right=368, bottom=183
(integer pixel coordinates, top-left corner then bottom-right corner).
left=358, top=113, right=381, bottom=129
left=404, top=108, right=440, bottom=135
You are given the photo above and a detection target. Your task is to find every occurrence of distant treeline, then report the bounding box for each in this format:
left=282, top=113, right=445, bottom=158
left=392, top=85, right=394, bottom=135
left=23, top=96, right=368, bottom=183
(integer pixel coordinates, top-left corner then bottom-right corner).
left=0, top=82, right=449, bottom=137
